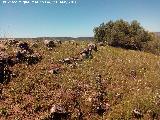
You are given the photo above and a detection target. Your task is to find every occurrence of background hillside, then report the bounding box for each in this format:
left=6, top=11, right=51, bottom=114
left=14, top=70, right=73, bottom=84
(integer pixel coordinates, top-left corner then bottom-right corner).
left=0, top=37, right=93, bottom=41
left=154, top=32, right=160, bottom=37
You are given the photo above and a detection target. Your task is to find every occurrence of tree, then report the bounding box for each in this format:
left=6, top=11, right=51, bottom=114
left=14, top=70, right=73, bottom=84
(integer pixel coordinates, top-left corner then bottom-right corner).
left=94, top=19, right=153, bottom=50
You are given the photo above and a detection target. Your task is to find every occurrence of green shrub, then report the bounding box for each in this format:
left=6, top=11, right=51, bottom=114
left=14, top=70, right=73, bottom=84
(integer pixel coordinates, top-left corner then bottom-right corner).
left=143, top=35, right=160, bottom=55
left=94, top=19, right=153, bottom=51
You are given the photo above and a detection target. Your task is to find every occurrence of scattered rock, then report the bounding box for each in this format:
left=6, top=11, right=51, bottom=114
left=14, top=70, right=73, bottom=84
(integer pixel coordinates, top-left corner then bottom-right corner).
left=18, top=42, right=30, bottom=50
left=49, top=104, right=70, bottom=120
left=96, top=104, right=106, bottom=116
left=44, top=40, right=56, bottom=50
left=88, top=43, right=98, bottom=52
left=49, top=67, right=61, bottom=74
left=133, top=109, right=143, bottom=119
left=98, top=42, right=105, bottom=46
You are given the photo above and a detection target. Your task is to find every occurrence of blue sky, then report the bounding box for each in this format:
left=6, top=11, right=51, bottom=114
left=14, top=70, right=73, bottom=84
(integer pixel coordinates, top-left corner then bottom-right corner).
left=0, top=0, right=160, bottom=38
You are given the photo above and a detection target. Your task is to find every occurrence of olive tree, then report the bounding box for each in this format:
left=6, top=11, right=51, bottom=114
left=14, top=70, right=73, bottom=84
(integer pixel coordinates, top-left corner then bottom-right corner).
left=94, top=19, right=152, bottom=50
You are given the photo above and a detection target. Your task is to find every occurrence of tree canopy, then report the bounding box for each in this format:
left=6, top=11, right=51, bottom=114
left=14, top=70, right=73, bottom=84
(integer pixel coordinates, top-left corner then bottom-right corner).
left=94, top=19, right=153, bottom=50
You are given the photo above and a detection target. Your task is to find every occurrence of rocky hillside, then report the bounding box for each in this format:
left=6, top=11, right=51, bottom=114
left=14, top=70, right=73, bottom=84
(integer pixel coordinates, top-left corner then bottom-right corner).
left=0, top=40, right=160, bottom=120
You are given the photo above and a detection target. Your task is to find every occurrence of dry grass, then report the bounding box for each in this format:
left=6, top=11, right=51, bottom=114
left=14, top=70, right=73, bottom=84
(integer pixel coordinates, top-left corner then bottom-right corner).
left=0, top=40, right=160, bottom=120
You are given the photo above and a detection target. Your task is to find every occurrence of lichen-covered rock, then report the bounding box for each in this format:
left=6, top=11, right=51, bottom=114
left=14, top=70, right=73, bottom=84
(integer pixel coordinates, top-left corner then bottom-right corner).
left=49, top=104, right=70, bottom=120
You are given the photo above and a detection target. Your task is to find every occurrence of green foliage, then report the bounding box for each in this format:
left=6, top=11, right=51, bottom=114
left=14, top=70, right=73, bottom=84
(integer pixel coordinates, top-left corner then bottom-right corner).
left=0, top=107, right=8, bottom=117
left=143, top=35, right=160, bottom=55
left=94, top=19, right=153, bottom=50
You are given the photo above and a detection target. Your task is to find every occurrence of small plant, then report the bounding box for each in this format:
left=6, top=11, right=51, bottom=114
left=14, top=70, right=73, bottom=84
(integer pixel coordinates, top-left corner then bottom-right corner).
left=0, top=107, right=8, bottom=117
left=34, top=103, right=42, bottom=113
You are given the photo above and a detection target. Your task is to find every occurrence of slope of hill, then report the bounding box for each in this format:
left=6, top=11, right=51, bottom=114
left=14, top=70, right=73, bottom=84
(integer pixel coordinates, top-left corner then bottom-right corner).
left=154, top=32, right=160, bottom=37
left=0, top=41, right=160, bottom=120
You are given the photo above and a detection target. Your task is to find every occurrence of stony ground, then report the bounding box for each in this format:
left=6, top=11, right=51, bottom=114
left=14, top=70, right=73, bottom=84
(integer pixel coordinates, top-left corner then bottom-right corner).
left=0, top=40, right=160, bottom=120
